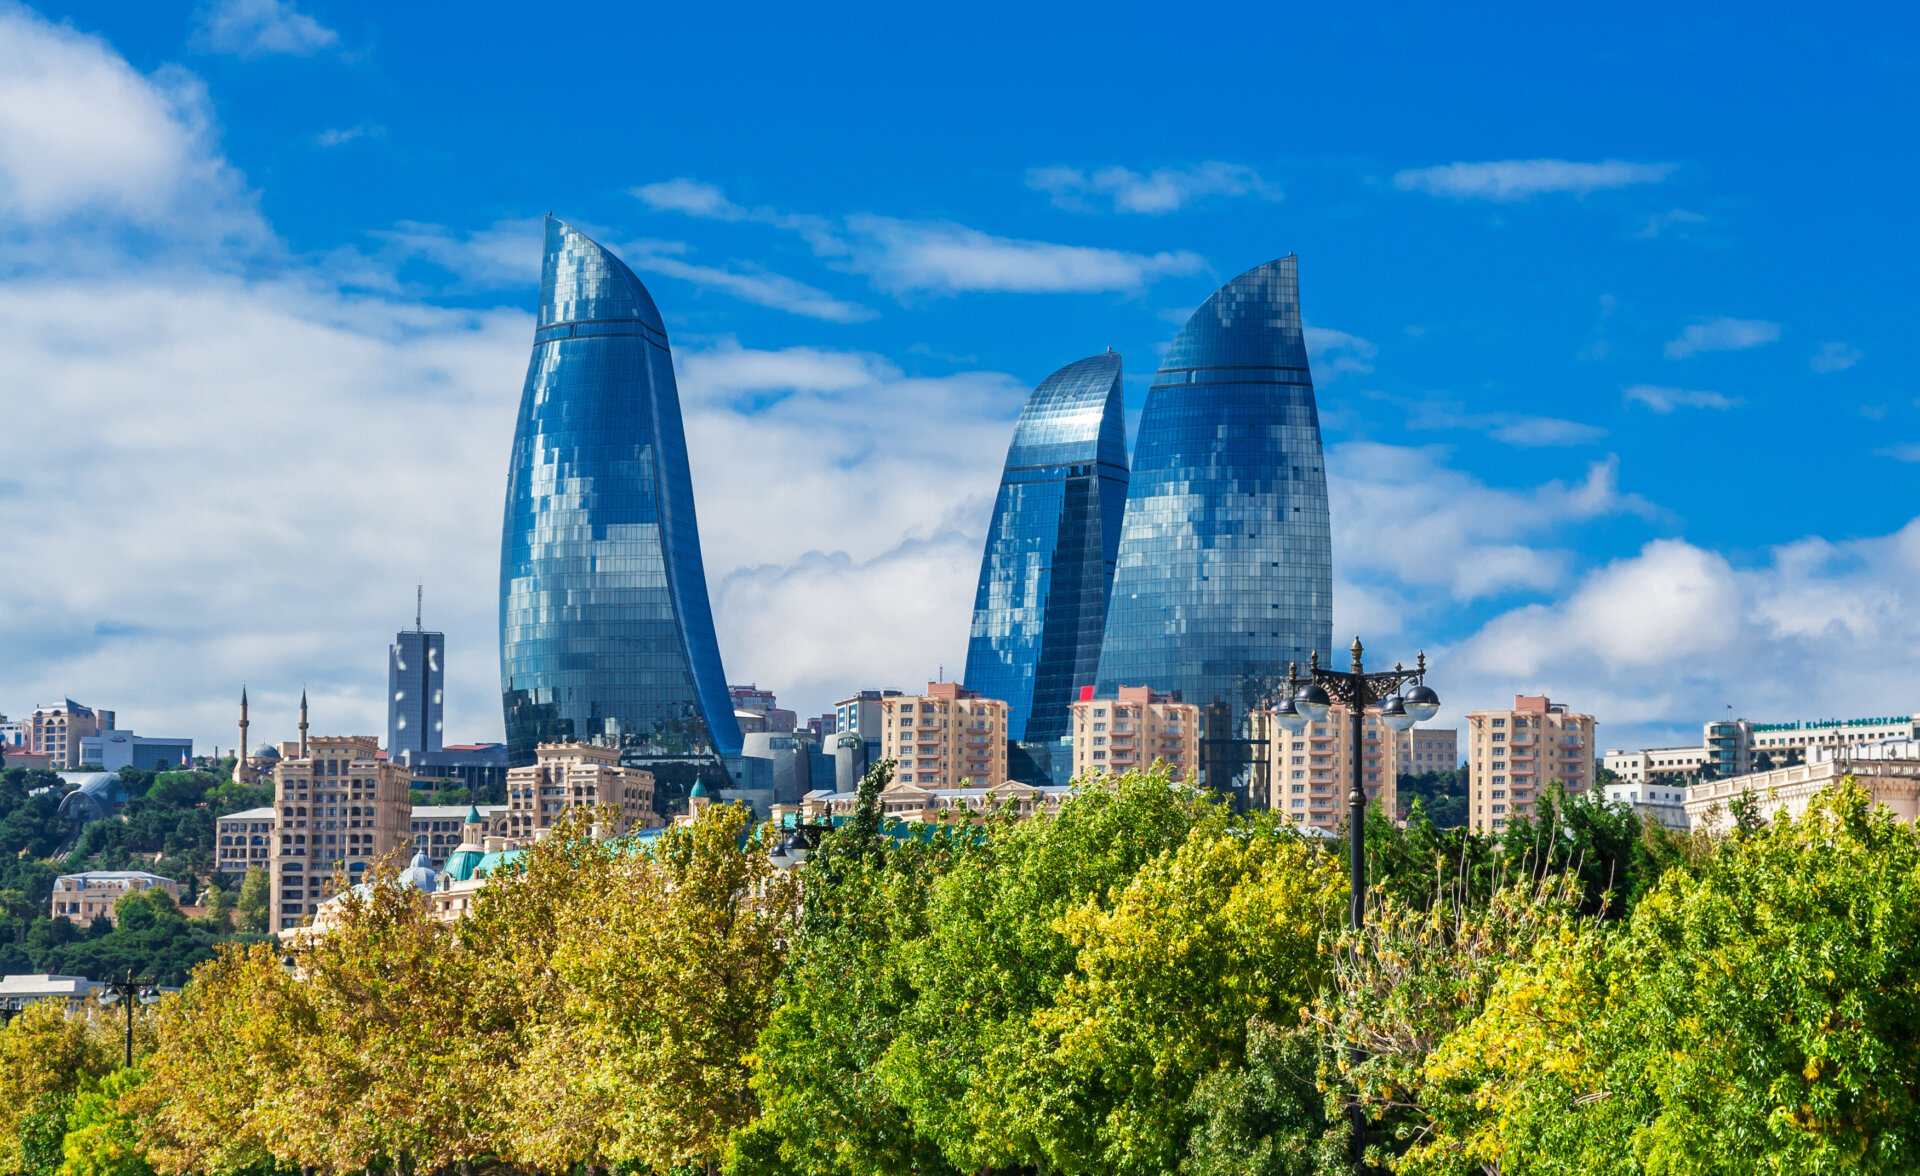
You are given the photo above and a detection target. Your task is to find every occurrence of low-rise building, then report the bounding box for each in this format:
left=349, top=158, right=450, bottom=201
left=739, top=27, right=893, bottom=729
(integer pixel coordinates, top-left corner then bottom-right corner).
left=502, top=743, right=654, bottom=841
left=1601, top=777, right=1691, bottom=830
left=881, top=683, right=1010, bottom=787
left=1070, top=686, right=1201, bottom=783
left=408, top=803, right=508, bottom=869
left=800, top=777, right=1072, bottom=824
left=1467, top=695, right=1597, bottom=833
left=50, top=870, right=183, bottom=925
left=1745, top=714, right=1917, bottom=769
left=1685, top=743, right=1920, bottom=834
left=0, top=973, right=102, bottom=1008
left=77, top=730, right=193, bottom=772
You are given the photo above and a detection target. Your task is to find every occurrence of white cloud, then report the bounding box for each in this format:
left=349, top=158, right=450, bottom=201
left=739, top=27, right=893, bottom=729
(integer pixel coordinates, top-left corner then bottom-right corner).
left=364, top=218, right=875, bottom=322
left=315, top=125, right=381, bottom=148
left=1304, top=326, right=1376, bottom=378
left=0, top=6, right=262, bottom=246
left=1664, top=316, right=1782, bottom=359
left=1623, top=384, right=1743, bottom=413
left=1392, top=395, right=1606, bottom=448
left=1875, top=443, right=1920, bottom=463
left=627, top=248, right=877, bottom=323
left=1810, top=341, right=1861, bottom=373
left=1633, top=208, right=1708, bottom=238
left=192, top=0, right=339, bottom=58
left=633, top=178, right=1206, bottom=297
left=1394, top=159, right=1675, bottom=201
left=1329, top=445, right=1656, bottom=604
left=1436, top=523, right=1920, bottom=747
left=839, top=215, right=1205, bottom=296
left=1027, top=161, right=1278, bottom=214
left=632, top=178, right=749, bottom=221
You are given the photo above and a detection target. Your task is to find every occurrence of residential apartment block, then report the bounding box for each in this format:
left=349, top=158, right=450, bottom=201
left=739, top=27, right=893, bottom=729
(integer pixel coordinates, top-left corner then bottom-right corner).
left=50, top=870, right=182, bottom=925
left=1467, top=695, right=1596, bottom=833
left=215, top=806, right=276, bottom=876
left=880, top=682, right=1009, bottom=787
left=271, top=735, right=413, bottom=930
left=1272, top=702, right=1399, bottom=833
left=1068, top=686, right=1201, bottom=782
left=1397, top=726, right=1458, bottom=776
left=502, top=743, right=654, bottom=840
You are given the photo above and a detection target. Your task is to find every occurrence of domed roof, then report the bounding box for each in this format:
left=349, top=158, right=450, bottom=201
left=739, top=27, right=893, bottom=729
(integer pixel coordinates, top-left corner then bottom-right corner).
left=398, top=851, right=438, bottom=893
left=689, top=780, right=709, bottom=799
left=464, top=804, right=483, bottom=824
left=442, top=844, right=484, bottom=882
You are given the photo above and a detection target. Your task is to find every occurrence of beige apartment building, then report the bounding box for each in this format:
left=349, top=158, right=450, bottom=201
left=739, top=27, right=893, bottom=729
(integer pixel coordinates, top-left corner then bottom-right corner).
left=1271, top=703, right=1400, bottom=832
left=880, top=683, right=1009, bottom=787
left=215, top=806, right=277, bottom=877
left=1467, top=695, right=1596, bottom=833
left=30, top=700, right=113, bottom=770
left=1603, top=746, right=1713, bottom=786
left=50, top=870, right=182, bottom=925
left=1397, top=726, right=1458, bottom=776
left=502, top=743, right=654, bottom=840
left=271, top=735, right=413, bottom=930
left=1068, top=686, right=1202, bottom=782
left=799, top=777, right=1073, bottom=824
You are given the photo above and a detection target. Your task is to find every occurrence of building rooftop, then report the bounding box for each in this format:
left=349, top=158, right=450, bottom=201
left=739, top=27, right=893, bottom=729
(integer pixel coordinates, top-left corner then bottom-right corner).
left=220, top=806, right=276, bottom=820
left=409, top=804, right=505, bottom=820
left=54, top=870, right=176, bottom=884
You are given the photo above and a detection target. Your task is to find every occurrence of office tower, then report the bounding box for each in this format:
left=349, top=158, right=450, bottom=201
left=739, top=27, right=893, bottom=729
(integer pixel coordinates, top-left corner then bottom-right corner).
left=388, top=595, right=445, bottom=766
left=964, top=352, right=1127, bottom=747
left=1094, top=256, right=1333, bottom=805
left=499, top=216, right=741, bottom=767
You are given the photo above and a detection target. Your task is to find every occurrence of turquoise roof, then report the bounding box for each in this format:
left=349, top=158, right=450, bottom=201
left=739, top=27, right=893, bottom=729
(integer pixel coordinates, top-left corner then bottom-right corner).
left=689, top=780, right=709, bottom=798
left=464, top=804, right=483, bottom=824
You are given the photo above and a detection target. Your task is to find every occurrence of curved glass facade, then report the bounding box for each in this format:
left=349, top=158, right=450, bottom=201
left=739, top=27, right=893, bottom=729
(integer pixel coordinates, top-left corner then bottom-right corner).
left=1093, top=256, right=1332, bottom=798
left=963, top=352, right=1128, bottom=747
left=499, top=217, right=741, bottom=766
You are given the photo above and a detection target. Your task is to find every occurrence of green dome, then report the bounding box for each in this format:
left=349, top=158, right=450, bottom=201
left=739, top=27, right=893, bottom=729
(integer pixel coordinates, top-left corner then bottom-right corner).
left=464, top=804, right=484, bottom=824
left=442, top=847, right=484, bottom=882
left=689, top=780, right=709, bottom=799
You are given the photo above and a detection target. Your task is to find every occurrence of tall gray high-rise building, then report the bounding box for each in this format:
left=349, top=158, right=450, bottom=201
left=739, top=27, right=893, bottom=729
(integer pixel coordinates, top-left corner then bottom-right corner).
left=387, top=594, right=445, bottom=766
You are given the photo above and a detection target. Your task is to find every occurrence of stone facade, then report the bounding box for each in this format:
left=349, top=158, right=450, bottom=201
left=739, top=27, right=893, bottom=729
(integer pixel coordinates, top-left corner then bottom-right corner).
left=1069, top=686, right=1201, bottom=783
left=502, top=743, right=654, bottom=840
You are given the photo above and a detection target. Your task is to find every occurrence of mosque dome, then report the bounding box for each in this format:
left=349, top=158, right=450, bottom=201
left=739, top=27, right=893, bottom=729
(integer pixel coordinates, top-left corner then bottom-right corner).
left=398, top=850, right=438, bottom=893
left=442, top=843, right=484, bottom=883
left=689, top=780, right=710, bottom=799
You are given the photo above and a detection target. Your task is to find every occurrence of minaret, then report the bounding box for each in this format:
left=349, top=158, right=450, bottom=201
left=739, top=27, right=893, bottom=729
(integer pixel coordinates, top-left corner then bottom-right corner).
left=298, top=689, right=309, bottom=758
left=237, top=686, right=252, bottom=782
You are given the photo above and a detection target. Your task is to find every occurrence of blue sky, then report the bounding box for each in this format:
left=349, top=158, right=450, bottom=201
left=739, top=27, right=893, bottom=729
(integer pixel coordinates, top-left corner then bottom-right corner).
left=5, top=0, right=1919, bottom=755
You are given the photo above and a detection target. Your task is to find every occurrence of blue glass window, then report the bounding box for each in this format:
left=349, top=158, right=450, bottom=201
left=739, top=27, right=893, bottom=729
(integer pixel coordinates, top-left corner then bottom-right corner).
left=1094, top=256, right=1333, bottom=803
left=963, top=352, right=1128, bottom=750
left=499, top=218, right=741, bottom=765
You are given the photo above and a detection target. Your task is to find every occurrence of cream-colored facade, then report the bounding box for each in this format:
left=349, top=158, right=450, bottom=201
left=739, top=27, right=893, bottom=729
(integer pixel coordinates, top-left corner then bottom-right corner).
left=798, top=777, right=1072, bottom=824
left=271, top=735, right=413, bottom=930
left=502, top=743, right=654, bottom=840
left=1603, top=745, right=1712, bottom=786
left=1685, top=753, right=1920, bottom=834
left=880, top=683, right=1009, bottom=787
left=1396, top=726, right=1458, bottom=776
left=1068, top=686, right=1201, bottom=782
left=215, top=806, right=276, bottom=876
left=50, top=870, right=182, bottom=925
left=1467, top=695, right=1596, bottom=834
left=1271, top=703, right=1399, bottom=832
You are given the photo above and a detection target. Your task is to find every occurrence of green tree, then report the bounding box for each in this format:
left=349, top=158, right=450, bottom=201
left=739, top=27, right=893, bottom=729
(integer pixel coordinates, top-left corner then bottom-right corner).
left=59, top=1069, right=154, bottom=1176
left=1412, top=780, right=1920, bottom=1175
left=233, top=869, right=269, bottom=935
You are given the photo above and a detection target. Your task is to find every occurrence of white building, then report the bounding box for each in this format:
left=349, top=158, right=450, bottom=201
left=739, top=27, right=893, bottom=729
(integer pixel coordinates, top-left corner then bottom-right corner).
left=50, top=870, right=183, bottom=925
left=1601, top=777, right=1691, bottom=830
left=1685, top=745, right=1920, bottom=835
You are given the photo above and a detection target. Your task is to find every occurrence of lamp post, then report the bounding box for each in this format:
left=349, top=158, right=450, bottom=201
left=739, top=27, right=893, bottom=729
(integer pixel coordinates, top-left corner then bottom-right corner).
left=0, top=997, right=23, bottom=1026
left=1274, top=638, right=1437, bottom=1169
left=1274, top=637, right=1438, bottom=930
left=95, top=970, right=161, bottom=1068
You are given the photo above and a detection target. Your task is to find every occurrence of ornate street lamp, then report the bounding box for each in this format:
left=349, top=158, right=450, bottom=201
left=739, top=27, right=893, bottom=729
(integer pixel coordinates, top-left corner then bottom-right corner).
left=96, top=969, right=162, bottom=1068
left=1273, top=637, right=1439, bottom=931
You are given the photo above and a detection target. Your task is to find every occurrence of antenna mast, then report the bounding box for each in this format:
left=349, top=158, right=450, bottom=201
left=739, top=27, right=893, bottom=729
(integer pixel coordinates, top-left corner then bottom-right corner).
left=415, top=583, right=423, bottom=632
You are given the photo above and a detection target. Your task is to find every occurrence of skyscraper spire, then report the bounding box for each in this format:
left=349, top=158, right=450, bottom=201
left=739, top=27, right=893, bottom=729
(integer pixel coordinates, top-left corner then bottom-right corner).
left=415, top=583, right=423, bottom=633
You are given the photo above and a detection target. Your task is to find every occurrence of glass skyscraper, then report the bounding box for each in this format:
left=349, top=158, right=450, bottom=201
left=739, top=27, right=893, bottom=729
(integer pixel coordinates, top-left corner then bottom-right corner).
left=963, top=352, right=1128, bottom=761
left=499, top=217, right=741, bottom=767
left=1093, top=256, right=1333, bottom=802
